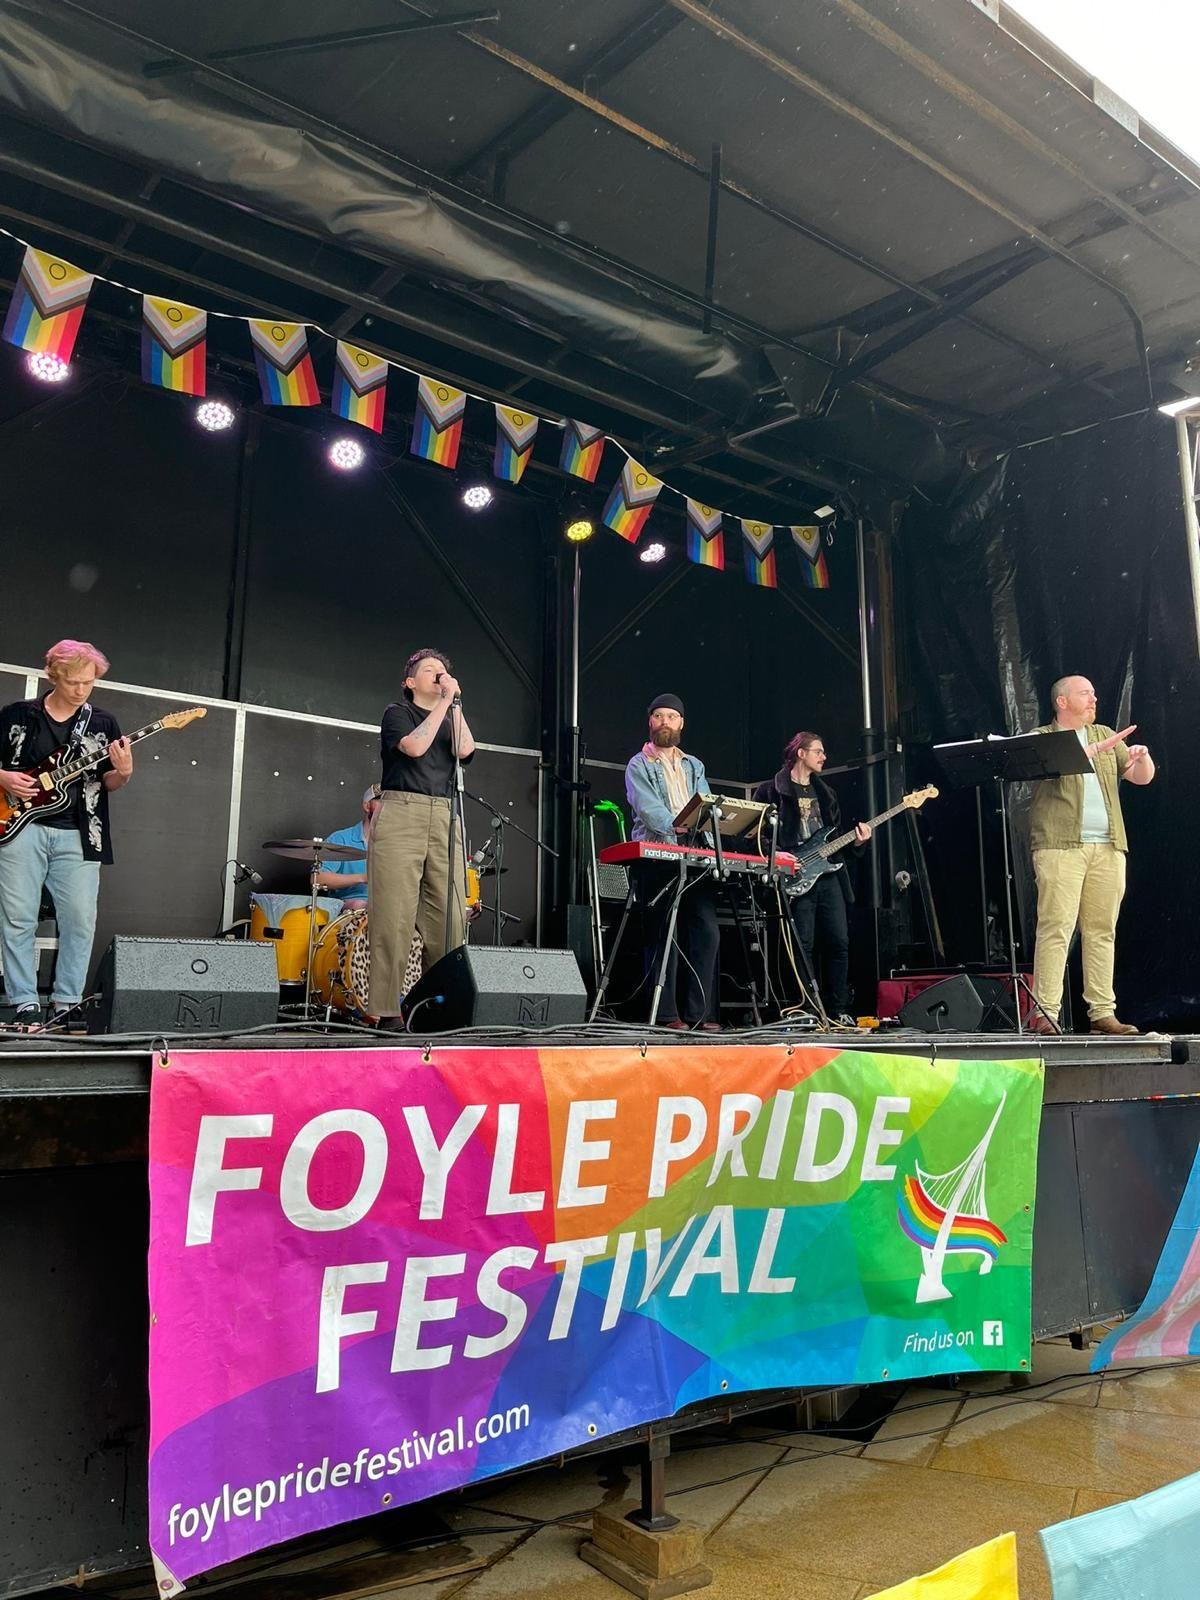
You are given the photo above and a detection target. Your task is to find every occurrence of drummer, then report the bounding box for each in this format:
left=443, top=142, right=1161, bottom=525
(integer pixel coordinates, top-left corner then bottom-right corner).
left=314, top=785, right=380, bottom=912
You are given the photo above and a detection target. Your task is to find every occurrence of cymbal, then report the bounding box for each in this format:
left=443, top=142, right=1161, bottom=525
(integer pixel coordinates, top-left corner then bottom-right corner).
left=263, top=838, right=364, bottom=862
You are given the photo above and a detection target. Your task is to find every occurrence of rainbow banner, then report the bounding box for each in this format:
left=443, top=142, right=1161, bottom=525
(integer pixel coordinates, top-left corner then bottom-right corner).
left=1092, top=1140, right=1200, bottom=1368
left=248, top=321, right=319, bottom=406
left=791, top=523, right=830, bottom=589
left=332, top=342, right=388, bottom=433
left=685, top=500, right=725, bottom=570
left=142, top=297, right=207, bottom=396
left=147, top=1045, right=1041, bottom=1591
left=559, top=419, right=606, bottom=482
left=866, top=1533, right=1019, bottom=1598
left=411, top=376, right=466, bottom=467
left=3, top=245, right=94, bottom=360
left=493, top=404, right=539, bottom=483
left=741, top=520, right=778, bottom=588
left=602, top=458, right=663, bottom=542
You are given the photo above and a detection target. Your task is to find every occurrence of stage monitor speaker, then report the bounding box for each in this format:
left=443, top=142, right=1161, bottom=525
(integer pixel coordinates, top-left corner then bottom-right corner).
left=898, top=973, right=984, bottom=1034
left=89, top=936, right=279, bottom=1034
left=402, top=946, right=587, bottom=1031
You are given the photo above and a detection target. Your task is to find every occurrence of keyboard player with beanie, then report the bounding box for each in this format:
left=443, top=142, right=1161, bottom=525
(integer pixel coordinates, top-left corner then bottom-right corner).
left=624, top=693, right=721, bottom=1030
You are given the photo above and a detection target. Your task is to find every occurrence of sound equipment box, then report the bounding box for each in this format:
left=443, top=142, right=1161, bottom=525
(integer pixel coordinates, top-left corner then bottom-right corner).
left=402, top=945, right=587, bottom=1030
left=897, top=973, right=985, bottom=1033
left=882, top=968, right=1035, bottom=1033
left=88, top=936, right=279, bottom=1034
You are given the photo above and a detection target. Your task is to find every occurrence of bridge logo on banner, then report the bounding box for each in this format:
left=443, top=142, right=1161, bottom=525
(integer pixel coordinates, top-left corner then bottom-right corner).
left=146, top=1045, right=1042, bottom=1592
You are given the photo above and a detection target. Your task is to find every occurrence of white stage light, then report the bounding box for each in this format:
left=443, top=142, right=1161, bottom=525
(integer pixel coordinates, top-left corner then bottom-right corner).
left=640, top=541, right=667, bottom=563
left=329, top=436, right=366, bottom=471
left=27, top=351, right=69, bottom=383
left=195, top=400, right=235, bottom=432
left=461, top=483, right=493, bottom=511
left=814, top=504, right=836, bottom=520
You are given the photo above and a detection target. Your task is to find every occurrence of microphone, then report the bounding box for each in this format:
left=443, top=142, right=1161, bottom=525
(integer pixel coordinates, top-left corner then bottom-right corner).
left=232, top=860, right=263, bottom=886
left=434, top=671, right=462, bottom=705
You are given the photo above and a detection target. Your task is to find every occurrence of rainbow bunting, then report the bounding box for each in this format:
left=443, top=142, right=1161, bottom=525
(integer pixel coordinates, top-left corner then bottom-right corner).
left=248, top=320, right=319, bottom=406
left=493, top=404, right=539, bottom=483
left=896, top=1173, right=1007, bottom=1261
left=559, top=419, right=606, bottom=482
left=791, top=524, right=830, bottom=589
left=741, top=520, right=778, bottom=588
left=3, top=246, right=94, bottom=361
left=331, top=341, right=388, bottom=433
left=141, top=296, right=206, bottom=396
left=602, top=458, right=663, bottom=543
left=685, top=500, right=725, bottom=570
left=411, top=376, right=466, bottom=467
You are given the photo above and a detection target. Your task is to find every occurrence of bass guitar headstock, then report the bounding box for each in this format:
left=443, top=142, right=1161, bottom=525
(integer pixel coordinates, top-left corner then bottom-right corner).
left=902, top=785, right=938, bottom=810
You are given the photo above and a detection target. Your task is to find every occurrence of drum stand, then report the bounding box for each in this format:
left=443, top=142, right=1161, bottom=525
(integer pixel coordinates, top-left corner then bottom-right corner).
left=301, top=841, right=325, bottom=1016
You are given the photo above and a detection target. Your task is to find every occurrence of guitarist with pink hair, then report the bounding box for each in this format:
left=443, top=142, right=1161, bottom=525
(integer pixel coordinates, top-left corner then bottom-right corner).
left=0, top=639, right=133, bottom=1028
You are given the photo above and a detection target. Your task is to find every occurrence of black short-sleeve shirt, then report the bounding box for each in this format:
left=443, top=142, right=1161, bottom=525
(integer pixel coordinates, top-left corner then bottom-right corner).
left=379, top=700, right=471, bottom=797
left=0, top=696, right=123, bottom=863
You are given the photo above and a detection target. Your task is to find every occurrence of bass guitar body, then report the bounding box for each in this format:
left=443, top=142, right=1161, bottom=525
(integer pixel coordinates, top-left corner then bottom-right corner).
left=785, top=825, right=844, bottom=897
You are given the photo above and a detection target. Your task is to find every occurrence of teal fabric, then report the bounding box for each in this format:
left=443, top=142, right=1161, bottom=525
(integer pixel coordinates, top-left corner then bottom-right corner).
left=1041, top=1469, right=1200, bottom=1599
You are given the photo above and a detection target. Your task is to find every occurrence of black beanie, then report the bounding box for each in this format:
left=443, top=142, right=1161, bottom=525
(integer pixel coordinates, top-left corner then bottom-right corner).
left=647, top=693, right=684, bottom=718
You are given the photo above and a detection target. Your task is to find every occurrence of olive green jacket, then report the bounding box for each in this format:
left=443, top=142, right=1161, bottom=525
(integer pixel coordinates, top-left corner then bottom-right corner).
left=1028, top=722, right=1130, bottom=853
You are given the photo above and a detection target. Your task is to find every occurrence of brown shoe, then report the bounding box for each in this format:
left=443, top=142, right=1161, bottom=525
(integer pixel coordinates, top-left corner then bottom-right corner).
left=1026, top=1014, right=1060, bottom=1037
left=1091, top=1016, right=1139, bottom=1036
left=699, top=1021, right=722, bottom=1033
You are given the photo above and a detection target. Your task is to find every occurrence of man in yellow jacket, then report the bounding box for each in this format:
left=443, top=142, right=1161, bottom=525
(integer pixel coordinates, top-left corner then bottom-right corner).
left=1028, top=675, right=1154, bottom=1036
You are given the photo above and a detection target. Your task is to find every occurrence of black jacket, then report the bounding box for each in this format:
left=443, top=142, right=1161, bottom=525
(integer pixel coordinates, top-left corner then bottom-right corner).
left=752, top=766, right=857, bottom=904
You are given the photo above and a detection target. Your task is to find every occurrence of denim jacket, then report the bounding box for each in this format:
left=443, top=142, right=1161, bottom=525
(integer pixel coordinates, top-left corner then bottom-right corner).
left=625, top=749, right=709, bottom=843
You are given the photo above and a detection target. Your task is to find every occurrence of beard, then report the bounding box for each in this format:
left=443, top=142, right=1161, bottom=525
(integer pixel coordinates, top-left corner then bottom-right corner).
left=652, top=727, right=682, bottom=749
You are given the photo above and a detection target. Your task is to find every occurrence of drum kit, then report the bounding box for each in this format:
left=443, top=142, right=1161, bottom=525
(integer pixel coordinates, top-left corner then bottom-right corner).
left=252, top=837, right=487, bottom=1020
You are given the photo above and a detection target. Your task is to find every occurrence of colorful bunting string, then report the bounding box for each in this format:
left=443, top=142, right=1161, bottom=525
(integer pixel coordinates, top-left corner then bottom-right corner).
left=685, top=500, right=726, bottom=570
left=2, top=245, right=94, bottom=361
left=741, top=520, right=778, bottom=589
left=559, top=419, right=606, bottom=482
left=141, top=296, right=207, bottom=396
left=493, top=404, right=539, bottom=483
left=791, top=524, right=830, bottom=589
left=602, top=458, right=663, bottom=543
left=332, top=341, right=388, bottom=433
left=411, top=376, right=466, bottom=467
left=248, top=320, right=319, bottom=406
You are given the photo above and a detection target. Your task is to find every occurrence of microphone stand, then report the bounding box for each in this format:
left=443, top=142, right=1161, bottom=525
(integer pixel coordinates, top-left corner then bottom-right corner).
left=466, top=789, right=559, bottom=946
left=447, top=698, right=471, bottom=950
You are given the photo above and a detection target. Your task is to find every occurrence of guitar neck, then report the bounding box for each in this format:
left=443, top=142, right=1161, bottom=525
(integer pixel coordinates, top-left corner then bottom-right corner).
left=58, top=720, right=162, bottom=783
left=815, top=798, right=911, bottom=859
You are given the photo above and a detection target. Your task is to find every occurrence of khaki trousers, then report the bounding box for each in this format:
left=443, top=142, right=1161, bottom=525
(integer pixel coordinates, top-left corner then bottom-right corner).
left=367, top=791, right=466, bottom=1016
left=1032, top=843, right=1126, bottom=1024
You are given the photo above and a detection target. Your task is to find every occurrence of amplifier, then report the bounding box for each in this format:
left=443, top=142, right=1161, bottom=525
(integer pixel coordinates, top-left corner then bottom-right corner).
left=89, top=936, right=279, bottom=1034
left=402, top=945, right=587, bottom=1031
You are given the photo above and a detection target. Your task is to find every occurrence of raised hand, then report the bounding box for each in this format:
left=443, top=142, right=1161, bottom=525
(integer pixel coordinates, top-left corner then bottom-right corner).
left=1085, top=724, right=1135, bottom=760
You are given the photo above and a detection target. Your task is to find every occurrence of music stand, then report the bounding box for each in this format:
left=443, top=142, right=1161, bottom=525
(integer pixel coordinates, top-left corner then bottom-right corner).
left=933, top=731, right=1091, bottom=1034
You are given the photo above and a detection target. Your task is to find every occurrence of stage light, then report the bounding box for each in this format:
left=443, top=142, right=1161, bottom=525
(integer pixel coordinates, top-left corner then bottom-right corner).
left=640, top=541, right=667, bottom=563
left=565, top=517, right=594, bottom=543
left=461, top=483, right=493, bottom=511
left=1159, top=397, right=1200, bottom=418
left=195, top=399, right=235, bottom=432
left=27, top=351, right=69, bottom=383
left=328, top=436, right=365, bottom=471
left=814, top=504, right=836, bottom=520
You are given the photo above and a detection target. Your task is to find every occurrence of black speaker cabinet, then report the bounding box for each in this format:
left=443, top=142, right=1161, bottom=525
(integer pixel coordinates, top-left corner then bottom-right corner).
left=898, top=972, right=984, bottom=1033
left=402, top=946, right=587, bottom=1030
left=89, top=936, right=279, bottom=1034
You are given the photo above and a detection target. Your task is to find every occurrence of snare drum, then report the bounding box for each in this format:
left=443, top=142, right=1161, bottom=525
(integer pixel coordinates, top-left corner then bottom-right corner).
left=250, top=892, right=341, bottom=984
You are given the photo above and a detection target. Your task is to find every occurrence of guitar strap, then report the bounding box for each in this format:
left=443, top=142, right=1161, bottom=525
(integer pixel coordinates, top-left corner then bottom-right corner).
left=67, top=701, right=93, bottom=751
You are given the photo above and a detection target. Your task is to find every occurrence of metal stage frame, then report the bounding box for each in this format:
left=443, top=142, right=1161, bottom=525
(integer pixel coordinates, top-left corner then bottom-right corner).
left=3, top=1029, right=1199, bottom=1596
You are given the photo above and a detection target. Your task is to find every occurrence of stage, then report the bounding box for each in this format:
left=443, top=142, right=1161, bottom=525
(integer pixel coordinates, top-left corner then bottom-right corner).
left=4, top=1025, right=1199, bottom=1594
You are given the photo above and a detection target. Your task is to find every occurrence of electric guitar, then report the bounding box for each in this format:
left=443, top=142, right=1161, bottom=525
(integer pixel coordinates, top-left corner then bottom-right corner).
left=0, top=707, right=207, bottom=846
left=786, top=785, right=938, bottom=897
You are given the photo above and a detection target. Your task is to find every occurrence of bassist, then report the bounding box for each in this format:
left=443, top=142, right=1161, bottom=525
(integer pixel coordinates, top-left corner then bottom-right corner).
left=753, top=731, right=870, bottom=1024
left=0, top=640, right=132, bottom=1027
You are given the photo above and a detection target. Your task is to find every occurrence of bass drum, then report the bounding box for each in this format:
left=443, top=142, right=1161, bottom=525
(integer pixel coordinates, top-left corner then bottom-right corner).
left=311, top=911, right=424, bottom=1019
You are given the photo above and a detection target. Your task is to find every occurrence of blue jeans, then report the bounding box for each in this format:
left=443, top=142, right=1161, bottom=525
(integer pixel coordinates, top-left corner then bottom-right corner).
left=0, top=825, right=100, bottom=1007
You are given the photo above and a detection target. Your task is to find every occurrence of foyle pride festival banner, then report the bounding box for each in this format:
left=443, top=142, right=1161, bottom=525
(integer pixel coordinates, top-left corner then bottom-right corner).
left=148, top=1045, right=1043, bottom=1591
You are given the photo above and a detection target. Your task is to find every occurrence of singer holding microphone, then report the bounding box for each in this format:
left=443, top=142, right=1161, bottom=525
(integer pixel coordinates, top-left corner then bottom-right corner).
left=367, top=648, right=475, bottom=1025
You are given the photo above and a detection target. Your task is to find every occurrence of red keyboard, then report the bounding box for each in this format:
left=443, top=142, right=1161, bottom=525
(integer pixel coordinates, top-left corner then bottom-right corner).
left=599, top=841, right=799, bottom=876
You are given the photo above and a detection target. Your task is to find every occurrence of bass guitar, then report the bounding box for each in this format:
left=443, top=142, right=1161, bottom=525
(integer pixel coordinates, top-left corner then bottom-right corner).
left=0, top=707, right=207, bottom=847
left=786, top=785, right=938, bottom=897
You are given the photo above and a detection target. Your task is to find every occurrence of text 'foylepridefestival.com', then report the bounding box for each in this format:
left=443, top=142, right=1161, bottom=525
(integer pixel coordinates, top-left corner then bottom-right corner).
left=164, top=1402, right=532, bottom=1547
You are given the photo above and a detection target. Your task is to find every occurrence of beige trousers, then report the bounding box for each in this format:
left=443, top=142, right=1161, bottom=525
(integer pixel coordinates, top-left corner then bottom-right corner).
left=367, top=791, right=466, bottom=1016
left=1032, top=843, right=1127, bottom=1023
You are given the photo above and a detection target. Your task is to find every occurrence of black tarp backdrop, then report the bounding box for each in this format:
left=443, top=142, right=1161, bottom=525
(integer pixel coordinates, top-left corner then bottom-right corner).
left=901, top=412, right=1198, bottom=1029
left=0, top=349, right=867, bottom=992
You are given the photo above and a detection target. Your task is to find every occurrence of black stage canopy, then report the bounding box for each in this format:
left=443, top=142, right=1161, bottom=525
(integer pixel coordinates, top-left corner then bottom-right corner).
left=1, top=0, right=1200, bottom=516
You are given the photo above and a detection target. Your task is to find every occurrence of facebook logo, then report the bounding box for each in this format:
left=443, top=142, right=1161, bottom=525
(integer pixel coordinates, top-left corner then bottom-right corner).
left=982, top=1321, right=1004, bottom=1346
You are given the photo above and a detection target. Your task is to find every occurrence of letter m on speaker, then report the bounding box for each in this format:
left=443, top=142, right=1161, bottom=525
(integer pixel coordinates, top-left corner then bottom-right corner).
left=176, top=992, right=223, bottom=1028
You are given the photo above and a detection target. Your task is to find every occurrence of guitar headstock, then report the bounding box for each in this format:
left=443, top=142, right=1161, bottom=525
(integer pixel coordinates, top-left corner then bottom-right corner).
left=902, top=785, right=938, bottom=810
left=161, top=708, right=207, bottom=730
